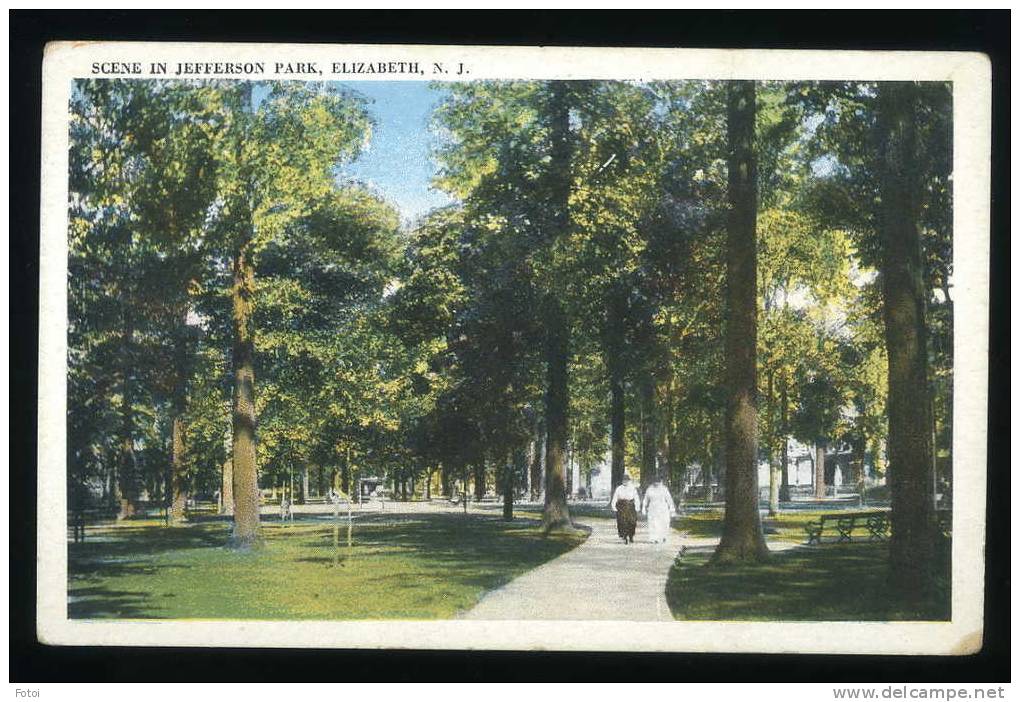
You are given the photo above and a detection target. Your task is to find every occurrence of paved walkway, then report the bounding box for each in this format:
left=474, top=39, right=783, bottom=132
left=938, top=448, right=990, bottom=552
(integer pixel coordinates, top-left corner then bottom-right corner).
left=463, top=517, right=686, bottom=621
left=463, top=517, right=802, bottom=621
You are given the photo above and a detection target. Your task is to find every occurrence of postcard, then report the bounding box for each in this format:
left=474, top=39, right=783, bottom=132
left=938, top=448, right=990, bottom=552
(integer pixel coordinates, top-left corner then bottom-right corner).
left=37, top=41, right=990, bottom=653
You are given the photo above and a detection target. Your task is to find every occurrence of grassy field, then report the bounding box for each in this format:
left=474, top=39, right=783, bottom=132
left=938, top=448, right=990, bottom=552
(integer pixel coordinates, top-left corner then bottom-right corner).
left=68, top=513, right=586, bottom=620
left=677, top=508, right=864, bottom=543
left=522, top=503, right=889, bottom=545
left=666, top=539, right=951, bottom=621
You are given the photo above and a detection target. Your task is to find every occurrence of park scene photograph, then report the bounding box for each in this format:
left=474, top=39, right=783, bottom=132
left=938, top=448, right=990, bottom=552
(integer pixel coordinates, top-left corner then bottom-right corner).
left=65, top=76, right=954, bottom=624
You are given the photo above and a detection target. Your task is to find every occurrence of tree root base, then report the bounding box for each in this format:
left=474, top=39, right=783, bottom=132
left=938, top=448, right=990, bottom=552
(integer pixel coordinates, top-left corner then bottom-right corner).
left=710, top=542, right=770, bottom=565
left=227, top=531, right=263, bottom=551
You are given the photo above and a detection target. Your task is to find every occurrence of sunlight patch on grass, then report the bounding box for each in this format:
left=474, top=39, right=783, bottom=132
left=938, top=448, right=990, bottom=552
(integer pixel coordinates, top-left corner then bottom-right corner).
left=69, top=514, right=586, bottom=620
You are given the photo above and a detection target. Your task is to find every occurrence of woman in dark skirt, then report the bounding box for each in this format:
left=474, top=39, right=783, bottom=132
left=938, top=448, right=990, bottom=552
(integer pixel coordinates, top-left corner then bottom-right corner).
left=610, top=474, right=641, bottom=544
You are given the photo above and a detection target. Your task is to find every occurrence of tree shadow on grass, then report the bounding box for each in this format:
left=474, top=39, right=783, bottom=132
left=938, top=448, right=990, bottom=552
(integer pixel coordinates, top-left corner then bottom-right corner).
left=68, top=586, right=166, bottom=619
left=284, top=513, right=585, bottom=592
left=68, top=524, right=231, bottom=619
left=71, top=560, right=193, bottom=579
left=666, top=542, right=950, bottom=621
left=67, top=513, right=586, bottom=619
left=70, top=523, right=230, bottom=563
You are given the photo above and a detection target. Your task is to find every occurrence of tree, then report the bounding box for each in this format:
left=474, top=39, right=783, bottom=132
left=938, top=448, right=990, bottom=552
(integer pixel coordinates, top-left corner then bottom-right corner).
left=69, top=80, right=222, bottom=521
left=431, top=81, right=578, bottom=531
left=210, top=82, right=372, bottom=547
left=876, top=81, right=937, bottom=597
left=538, top=81, right=575, bottom=532
left=69, top=80, right=145, bottom=519
left=793, top=79, right=949, bottom=594
left=565, top=81, right=661, bottom=496
left=713, top=80, right=769, bottom=563
left=127, top=83, right=222, bottom=522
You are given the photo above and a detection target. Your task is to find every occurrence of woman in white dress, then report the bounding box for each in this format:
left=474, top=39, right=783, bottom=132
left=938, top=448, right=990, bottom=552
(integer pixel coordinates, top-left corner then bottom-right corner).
left=642, top=477, right=677, bottom=544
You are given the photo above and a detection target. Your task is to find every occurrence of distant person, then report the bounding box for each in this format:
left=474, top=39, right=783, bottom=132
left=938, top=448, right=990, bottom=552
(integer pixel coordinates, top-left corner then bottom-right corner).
left=642, top=477, right=677, bottom=544
left=280, top=494, right=292, bottom=522
left=610, top=474, right=640, bottom=544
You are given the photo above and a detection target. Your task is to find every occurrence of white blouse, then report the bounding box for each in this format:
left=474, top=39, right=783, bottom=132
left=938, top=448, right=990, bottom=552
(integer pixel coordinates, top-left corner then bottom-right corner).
left=610, top=483, right=641, bottom=511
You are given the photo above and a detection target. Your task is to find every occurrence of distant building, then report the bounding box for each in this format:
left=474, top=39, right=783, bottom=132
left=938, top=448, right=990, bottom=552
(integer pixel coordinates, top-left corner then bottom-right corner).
left=755, top=438, right=885, bottom=497
left=563, top=436, right=885, bottom=503
left=589, top=459, right=613, bottom=500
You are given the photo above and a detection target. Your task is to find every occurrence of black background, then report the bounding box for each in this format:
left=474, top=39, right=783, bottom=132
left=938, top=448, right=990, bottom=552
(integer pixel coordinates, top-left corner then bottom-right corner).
left=9, top=9, right=1010, bottom=683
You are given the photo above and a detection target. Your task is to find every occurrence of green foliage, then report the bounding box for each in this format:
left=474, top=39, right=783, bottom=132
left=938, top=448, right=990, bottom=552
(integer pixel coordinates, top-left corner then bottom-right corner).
left=68, top=76, right=952, bottom=524
left=68, top=79, right=405, bottom=506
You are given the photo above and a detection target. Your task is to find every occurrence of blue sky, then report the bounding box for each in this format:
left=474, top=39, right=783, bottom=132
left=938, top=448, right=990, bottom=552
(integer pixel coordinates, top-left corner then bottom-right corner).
left=334, top=81, right=455, bottom=225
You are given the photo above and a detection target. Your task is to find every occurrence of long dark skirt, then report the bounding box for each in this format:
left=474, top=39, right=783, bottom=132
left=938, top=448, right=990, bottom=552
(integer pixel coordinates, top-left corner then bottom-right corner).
left=616, top=499, right=637, bottom=539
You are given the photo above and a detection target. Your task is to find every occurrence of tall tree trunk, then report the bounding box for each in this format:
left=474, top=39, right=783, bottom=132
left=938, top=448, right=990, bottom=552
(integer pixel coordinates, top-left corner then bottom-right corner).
left=529, top=425, right=543, bottom=501
left=877, top=81, right=936, bottom=598
left=768, top=453, right=781, bottom=517
left=713, top=80, right=768, bottom=564
left=639, top=374, right=656, bottom=490
left=116, top=428, right=136, bottom=519
left=606, top=293, right=627, bottom=494
left=667, top=428, right=682, bottom=492
left=565, top=442, right=574, bottom=497
left=502, top=452, right=515, bottom=521
left=229, top=243, right=259, bottom=547
left=298, top=466, right=308, bottom=505
left=220, top=458, right=234, bottom=515
left=703, top=456, right=713, bottom=502
left=543, top=299, right=572, bottom=531
left=766, top=372, right=779, bottom=516
left=541, top=81, right=573, bottom=533
left=441, top=466, right=451, bottom=498
left=814, top=442, right=827, bottom=499
left=854, top=437, right=868, bottom=505
left=169, top=416, right=188, bottom=522
left=165, top=252, right=194, bottom=522
left=228, top=83, right=260, bottom=548
left=473, top=461, right=486, bottom=500
left=316, top=465, right=326, bottom=497
left=658, top=431, right=672, bottom=491
left=116, top=310, right=138, bottom=520
left=609, top=373, right=626, bottom=493
left=779, top=374, right=791, bottom=501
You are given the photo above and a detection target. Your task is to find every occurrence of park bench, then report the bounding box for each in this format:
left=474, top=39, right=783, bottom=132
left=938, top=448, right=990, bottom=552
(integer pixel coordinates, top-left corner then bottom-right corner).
left=67, top=507, right=115, bottom=543
left=804, top=510, right=890, bottom=545
left=804, top=509, right=952, bottom=545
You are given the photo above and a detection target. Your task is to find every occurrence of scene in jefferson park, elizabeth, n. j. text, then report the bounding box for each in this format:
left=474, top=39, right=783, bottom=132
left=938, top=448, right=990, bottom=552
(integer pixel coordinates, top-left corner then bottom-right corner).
left=38, top=44, right=990, bottom=653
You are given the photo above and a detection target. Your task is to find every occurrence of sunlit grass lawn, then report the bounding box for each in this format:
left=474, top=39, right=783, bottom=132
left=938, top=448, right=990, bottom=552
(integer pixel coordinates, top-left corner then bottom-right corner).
left=678, top=508, right=853, bottom=543
left=68, top=513, right=586, bottom=620
left=521, top=504, right=852, bottom=544
left=667, top=533, right=951, bottom=622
